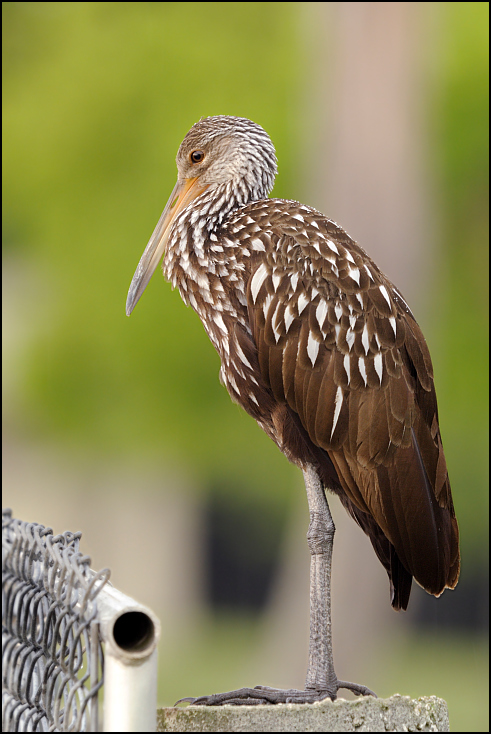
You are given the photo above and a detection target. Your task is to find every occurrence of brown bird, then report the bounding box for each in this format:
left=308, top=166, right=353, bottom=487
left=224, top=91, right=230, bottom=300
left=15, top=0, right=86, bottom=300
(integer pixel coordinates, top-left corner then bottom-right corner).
left=126, top=115, right=460, bottom=705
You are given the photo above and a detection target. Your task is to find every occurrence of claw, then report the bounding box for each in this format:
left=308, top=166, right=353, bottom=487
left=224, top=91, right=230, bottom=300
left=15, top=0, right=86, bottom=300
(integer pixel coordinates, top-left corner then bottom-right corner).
left=174, top=697, right=198, bottom=706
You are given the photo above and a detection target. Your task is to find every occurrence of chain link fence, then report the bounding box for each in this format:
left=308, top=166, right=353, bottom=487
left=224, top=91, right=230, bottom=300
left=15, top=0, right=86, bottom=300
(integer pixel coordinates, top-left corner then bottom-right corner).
left=2, top=509, right=110, bottom=732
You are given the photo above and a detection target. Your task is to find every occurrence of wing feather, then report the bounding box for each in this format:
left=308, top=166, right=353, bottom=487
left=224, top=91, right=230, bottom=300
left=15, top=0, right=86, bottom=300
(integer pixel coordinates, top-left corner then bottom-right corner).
left=238, top=199, right=459, bottom=605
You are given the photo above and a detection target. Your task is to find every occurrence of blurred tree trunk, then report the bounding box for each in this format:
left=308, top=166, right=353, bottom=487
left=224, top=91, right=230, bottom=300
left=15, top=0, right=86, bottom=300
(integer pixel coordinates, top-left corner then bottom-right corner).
left=261, top=1, right=435, bottom=691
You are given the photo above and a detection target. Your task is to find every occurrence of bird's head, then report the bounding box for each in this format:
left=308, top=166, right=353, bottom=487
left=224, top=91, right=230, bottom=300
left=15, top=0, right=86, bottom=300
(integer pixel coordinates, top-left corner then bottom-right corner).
left=126, top=116, right=277, bottom=315
left=176, top=115, right=277, bottom=195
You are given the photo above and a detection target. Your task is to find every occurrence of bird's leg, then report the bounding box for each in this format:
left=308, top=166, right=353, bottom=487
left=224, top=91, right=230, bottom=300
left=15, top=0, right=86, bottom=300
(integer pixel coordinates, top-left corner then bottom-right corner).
left=176, top=465, right=375, bottom=706
left=304, top=462, right=338, bottom=693
left=303, top=464, right=375, bottom=699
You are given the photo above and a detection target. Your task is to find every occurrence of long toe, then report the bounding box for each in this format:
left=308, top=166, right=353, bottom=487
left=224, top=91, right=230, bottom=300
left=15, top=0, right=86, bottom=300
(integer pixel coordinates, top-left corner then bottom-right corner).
left=175, top=683, right=375, bottom=706
left=176, top=688, right=271, bottom=706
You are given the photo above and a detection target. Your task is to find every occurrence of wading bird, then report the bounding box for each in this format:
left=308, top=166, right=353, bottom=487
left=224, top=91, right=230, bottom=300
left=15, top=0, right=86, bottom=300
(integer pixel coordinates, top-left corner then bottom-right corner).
left=126, top=116, right=459, bottom=705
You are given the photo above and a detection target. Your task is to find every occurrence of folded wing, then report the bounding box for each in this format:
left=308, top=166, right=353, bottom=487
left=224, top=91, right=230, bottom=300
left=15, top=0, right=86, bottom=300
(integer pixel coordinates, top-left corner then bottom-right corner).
left=244, top=207, right=459, bottom=607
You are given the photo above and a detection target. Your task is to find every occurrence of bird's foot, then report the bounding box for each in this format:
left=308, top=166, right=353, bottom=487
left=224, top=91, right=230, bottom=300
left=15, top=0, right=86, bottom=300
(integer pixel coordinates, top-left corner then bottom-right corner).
left=176, top=681, right=376, bottom=706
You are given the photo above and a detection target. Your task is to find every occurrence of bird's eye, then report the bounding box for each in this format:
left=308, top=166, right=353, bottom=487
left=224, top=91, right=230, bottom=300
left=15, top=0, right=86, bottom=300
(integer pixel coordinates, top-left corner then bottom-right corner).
left=190, top=150, right=205, bottom=164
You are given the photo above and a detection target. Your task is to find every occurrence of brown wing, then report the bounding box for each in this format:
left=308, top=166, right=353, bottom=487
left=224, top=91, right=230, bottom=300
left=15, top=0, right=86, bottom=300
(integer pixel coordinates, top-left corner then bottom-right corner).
left=243, top=201, right=459, bottom=606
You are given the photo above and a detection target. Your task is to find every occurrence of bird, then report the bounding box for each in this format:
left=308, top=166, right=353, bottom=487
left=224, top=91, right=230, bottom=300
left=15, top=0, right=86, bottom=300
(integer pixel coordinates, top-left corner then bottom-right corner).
left=126, top=115, right=460, bottom=705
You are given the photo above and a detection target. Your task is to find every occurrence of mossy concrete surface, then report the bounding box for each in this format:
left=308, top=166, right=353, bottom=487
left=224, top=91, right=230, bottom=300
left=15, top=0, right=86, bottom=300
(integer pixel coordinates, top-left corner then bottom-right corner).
left=158, top=694, right=449, bottom=732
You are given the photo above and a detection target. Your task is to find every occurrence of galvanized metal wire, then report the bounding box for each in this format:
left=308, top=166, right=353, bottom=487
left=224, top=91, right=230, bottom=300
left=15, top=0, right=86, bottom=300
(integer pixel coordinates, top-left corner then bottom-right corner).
left=2, top=509, right=111, bottom=732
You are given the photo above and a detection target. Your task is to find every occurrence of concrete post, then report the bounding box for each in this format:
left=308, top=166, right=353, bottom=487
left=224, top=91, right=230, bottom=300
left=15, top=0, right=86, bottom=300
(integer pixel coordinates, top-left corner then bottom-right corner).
left=158, top=695, right=449, bottom=732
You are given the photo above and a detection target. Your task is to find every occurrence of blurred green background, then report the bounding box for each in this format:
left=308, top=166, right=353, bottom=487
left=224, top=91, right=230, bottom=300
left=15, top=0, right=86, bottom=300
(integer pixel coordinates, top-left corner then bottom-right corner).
left=3, top=2, right=488, bottom=730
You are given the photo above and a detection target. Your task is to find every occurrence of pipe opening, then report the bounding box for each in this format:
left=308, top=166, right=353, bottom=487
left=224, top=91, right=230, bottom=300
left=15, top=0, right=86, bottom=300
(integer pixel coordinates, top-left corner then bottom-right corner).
left=112, top=611, right=155, bottom=653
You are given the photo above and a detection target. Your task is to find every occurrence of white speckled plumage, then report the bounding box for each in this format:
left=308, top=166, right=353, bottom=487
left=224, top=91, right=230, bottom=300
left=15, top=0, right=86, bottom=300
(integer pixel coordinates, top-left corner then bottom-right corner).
left=126, top=115, right=460, bottom=705
left=130, top=114, right=459, bottom=607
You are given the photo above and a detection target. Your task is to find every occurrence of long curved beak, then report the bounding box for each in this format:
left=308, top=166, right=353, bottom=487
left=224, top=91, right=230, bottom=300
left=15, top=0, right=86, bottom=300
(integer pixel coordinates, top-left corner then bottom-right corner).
left=126, top=176, right=209, bottom=315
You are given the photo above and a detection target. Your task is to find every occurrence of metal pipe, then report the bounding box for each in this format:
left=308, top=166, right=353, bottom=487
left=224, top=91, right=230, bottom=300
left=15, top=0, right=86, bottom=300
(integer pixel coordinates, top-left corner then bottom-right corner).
left=96, top=583, right=160, bottom=732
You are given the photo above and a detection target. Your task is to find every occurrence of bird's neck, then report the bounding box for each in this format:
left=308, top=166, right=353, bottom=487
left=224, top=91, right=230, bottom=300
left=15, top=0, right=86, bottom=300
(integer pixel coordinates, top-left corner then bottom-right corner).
left=162, top=180, right=260, bottom=331
left=193, top=178, right=267, bottom=229
left=163, top=180, right=262, bottom=279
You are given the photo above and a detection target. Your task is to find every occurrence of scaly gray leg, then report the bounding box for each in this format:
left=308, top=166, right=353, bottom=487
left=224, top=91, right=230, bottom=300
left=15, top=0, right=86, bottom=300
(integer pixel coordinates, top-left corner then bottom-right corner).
left=303, top=464, right=374, bottom=699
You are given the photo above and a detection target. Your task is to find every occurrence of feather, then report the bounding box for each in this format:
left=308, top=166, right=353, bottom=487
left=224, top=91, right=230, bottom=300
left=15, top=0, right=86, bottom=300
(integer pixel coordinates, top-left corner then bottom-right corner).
left=268, top=344, right=285, bottom=404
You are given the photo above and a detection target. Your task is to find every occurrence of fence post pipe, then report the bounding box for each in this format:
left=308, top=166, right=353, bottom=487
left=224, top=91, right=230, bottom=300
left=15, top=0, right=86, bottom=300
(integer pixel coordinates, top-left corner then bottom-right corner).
left=96, top=584, right=160, bottom=732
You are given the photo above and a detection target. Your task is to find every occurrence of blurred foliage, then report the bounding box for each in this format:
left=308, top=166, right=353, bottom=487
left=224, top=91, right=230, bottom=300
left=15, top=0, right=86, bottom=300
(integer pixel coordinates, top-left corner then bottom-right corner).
left=3, top=1, right=303, bottom=505
left=2, top=2, right=488, bottom=542
left=428, top=1, right=489, bottom=560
